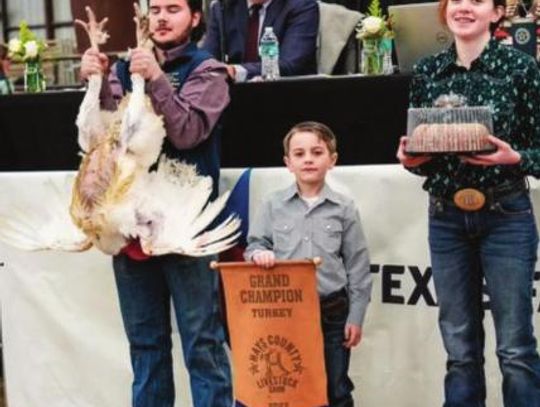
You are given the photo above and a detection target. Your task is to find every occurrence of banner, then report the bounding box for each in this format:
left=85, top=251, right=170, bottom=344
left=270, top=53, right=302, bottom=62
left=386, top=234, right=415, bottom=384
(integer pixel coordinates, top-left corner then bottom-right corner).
left=4, top=167, right=540, bottom=406
left=217, top=260, right=328, bottom=407
left=510, top=18, right=537, bottom=58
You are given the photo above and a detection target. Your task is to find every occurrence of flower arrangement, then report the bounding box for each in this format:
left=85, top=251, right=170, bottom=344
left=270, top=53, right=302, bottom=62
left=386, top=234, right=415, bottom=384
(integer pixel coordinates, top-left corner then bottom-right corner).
left=356, top=0, right=393, bottom=75
left=7, top=21, right=47, bottom=62
left=356, top=0, right=393, bottom=41
left=7, top=21, right=47, bottom=92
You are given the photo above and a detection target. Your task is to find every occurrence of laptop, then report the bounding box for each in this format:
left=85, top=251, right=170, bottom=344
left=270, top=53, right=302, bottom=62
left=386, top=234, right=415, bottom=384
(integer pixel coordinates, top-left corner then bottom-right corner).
left=388, top=2, right=452, bottom=72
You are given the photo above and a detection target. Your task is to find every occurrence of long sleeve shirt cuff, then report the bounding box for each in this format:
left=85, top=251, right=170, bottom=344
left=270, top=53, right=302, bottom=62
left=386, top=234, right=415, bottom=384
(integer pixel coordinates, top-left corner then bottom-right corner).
left=243, top=248, right=267, bottom=261
left=234, top=65, right=248, bottom=83
left=517, top=150, right=535, bottom=176
left=347, top=297, right=370, bottom=327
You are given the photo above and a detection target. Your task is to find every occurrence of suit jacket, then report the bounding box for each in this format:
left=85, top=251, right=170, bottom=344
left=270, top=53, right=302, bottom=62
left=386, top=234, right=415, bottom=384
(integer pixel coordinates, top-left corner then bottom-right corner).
left=203, top=0, right=319, bottom=79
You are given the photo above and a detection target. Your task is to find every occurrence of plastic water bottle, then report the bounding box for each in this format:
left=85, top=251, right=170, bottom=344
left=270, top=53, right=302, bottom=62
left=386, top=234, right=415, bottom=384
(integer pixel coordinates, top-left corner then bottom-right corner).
left=381, top=38, right=394, bottom=75
left=259, top=27, right=280, bottom=81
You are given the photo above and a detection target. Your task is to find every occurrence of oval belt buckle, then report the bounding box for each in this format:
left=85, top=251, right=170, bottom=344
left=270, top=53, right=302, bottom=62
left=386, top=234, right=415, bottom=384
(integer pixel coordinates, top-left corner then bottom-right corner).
left=453, top=188, right=486, bottom=211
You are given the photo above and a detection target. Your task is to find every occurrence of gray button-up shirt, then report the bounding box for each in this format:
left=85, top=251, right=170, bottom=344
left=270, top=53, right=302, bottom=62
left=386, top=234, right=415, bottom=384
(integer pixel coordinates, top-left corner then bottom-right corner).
left=244, top=183, right=372, bottom=326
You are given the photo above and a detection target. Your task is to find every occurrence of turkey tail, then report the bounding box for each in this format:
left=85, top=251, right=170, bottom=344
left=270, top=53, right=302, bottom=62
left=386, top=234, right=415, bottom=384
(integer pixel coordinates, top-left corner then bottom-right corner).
left=138, top=159, right=242, bottom=257
left=182, top=216, right=242, bottom=257
left=147, top=216, right=241, bottom=257
left=0, top=179, right=92, bottom=252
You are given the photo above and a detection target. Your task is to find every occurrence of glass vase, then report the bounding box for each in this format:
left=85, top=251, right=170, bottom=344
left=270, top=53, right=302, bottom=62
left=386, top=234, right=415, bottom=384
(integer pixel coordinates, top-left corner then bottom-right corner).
left=0, top=77, right=12, bottom=95
left=24, top=60, right=45, bottom=93
left=361, top=39, right=383, bottom=75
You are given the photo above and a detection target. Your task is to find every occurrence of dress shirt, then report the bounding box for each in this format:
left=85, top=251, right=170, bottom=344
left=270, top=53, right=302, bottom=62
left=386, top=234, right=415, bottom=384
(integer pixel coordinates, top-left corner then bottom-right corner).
left=248, top=0, right=273, bottom=39
left=244, top=4, right=263, bottom=62
left=244, top=183, right=372, bottom=326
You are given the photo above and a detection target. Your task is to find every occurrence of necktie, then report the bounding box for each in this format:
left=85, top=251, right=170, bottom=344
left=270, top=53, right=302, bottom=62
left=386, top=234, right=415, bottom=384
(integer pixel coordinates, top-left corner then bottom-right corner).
left=244, top=4, right=262, bottom=62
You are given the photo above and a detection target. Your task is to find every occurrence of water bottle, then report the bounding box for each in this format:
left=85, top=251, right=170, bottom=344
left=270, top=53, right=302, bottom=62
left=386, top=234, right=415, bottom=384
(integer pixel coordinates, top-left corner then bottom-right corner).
left=380, top=38, right=394, bottom=75
left=259, top=27, right=280, bottom=81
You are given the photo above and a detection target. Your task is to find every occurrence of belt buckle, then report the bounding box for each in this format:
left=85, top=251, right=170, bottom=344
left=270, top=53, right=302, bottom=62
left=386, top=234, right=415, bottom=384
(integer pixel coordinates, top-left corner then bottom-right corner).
left=453, top=188, right=486, bottom=211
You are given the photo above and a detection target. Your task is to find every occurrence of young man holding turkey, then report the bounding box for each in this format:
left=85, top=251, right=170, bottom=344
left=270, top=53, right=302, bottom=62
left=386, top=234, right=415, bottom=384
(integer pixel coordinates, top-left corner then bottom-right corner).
left=79, top=1, right=232, bottom=406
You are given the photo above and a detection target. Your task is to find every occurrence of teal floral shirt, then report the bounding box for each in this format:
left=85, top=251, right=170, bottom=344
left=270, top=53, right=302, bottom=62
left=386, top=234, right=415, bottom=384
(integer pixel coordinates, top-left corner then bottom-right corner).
left=408, top=39, right=540, bottom=198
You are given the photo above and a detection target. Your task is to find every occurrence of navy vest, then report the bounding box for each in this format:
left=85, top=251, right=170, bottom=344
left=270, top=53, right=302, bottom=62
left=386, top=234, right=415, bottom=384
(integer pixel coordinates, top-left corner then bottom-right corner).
left=116, top=42, right=222, bottom=200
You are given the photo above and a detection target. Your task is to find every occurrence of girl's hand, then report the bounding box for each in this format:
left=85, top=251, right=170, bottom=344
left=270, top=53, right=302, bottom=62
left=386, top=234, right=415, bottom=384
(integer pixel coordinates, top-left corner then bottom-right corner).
left=461, top=135, right=521, bottom=166
left=396, top=136, right=432, bottom=167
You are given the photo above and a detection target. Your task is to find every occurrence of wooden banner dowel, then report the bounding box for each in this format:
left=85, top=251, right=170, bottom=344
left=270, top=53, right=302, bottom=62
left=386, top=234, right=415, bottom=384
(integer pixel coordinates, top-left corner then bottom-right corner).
left=211, top=257, right=322, bottom=271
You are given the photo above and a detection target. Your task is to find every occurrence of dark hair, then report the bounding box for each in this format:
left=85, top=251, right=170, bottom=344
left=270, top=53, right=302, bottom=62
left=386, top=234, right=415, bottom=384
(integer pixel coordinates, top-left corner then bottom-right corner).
left=283, top=121, right=338, bottom=156
left=438, top=0, right=506, bottom=31
left=186, top=0, right=205, bottom=43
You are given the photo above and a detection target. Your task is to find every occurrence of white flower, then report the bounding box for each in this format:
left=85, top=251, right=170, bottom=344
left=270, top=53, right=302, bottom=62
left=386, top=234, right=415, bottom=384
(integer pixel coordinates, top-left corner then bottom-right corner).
left=24, top=40, right=39, bottom=59
left=363, top=16, right=383, bottom=35
left=8, top=38, right=22, bottom=54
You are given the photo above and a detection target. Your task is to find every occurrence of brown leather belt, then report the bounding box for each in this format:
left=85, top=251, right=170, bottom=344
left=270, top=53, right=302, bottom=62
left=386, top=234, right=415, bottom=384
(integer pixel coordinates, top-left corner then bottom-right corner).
left=434, top=179, right=528, bottom=211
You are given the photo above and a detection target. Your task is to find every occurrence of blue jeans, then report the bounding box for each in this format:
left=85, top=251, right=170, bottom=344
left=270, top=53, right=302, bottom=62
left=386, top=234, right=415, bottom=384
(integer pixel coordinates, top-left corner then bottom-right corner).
left=113, top=254, right=232, bottom=407
left=428, top=192, right=540, bottom=407
left=321, top=289, right=355, bottom=407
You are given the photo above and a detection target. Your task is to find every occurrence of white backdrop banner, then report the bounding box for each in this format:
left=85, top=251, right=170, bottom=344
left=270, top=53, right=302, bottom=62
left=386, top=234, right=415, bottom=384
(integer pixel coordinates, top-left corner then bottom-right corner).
left=1, top=166, right=540, bottom=407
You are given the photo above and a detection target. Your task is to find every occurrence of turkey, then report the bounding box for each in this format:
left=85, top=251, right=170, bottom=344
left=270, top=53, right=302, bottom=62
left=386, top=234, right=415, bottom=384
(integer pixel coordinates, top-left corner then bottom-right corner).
left=0, top=6, right=240, bottom=257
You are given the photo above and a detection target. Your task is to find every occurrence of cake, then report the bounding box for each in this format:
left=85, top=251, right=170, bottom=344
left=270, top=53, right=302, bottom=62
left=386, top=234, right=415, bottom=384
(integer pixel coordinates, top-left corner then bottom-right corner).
left=405, top=122, right=495, bottom=154
left=405, top=105, right=496, bottom=155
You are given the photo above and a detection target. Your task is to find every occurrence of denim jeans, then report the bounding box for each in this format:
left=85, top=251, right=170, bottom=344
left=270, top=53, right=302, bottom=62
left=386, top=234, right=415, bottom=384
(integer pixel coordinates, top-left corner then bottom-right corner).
left=113, top=253, right=232, bottom=407
left=428, top=191, right=540, bottom=407
left=321, top=289, right=355, bottom=407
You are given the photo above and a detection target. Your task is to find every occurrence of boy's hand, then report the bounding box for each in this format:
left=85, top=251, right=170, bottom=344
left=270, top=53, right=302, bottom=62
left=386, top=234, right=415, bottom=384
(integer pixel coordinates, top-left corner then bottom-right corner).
left=343, top=323, right=362, bottom=348
left=252, top=250, right=276, bottom=268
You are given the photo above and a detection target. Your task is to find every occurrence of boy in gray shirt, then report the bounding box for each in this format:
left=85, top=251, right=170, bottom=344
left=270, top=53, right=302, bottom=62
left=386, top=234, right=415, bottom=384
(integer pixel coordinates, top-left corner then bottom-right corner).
left=244, top=121, right=371, bottom=407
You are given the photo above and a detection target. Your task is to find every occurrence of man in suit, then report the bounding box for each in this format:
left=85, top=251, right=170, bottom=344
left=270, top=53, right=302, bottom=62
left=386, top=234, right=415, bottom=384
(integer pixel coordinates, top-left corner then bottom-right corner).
left=203, top=0, right=319, bottom=81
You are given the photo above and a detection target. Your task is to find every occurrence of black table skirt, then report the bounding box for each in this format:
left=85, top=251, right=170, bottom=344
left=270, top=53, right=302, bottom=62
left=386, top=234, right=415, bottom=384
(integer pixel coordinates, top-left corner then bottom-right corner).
left=0, top=74, right=411, bottom=171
